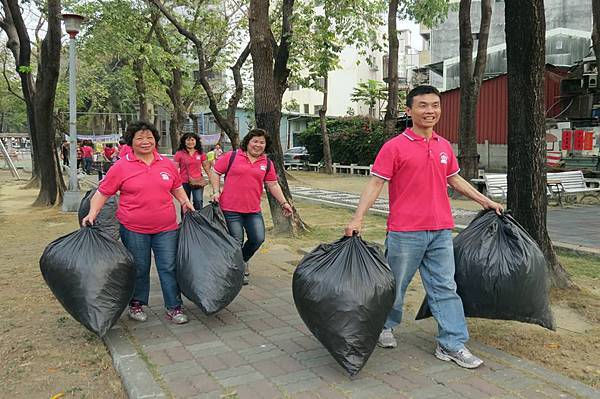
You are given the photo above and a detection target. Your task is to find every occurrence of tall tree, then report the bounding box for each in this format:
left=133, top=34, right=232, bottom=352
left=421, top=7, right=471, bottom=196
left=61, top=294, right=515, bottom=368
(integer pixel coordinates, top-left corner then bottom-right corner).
left=294, top=0, right=385, bottom=174
left=249, top=0, right=307, bottom=234
left=383, top=0, right=400, bottom=136
left=1, top=0, right=64, bottom=206
left=593, top=0, right=600, bottom=73
left=384, top=0, right=451, bottom=136
left=458, top=0, right=492, bottom=180
left=147, top=0, right=249, bottom=149
left=505, top=0, right=573, bottom=288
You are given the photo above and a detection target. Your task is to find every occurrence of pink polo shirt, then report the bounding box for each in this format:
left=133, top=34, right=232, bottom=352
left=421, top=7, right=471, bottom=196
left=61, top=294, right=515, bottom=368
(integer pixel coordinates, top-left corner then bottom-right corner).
left=371, top=129, right=460, bottom=232
left=98, top=151, right=183, bottom=234
left=81, top=145, right=94, bottom=158
left=173, top=150, right=207, bottom=183
left=118, top=144, right=132, bottom=158
left=214, top=150, right=277, bottom=213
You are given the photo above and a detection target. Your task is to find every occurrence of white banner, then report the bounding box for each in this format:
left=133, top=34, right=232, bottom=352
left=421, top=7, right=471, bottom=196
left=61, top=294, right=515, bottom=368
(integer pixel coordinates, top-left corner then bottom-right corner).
left=76, top=134, right=121, bottom=142
left=199, top=134, right=221, bottom=146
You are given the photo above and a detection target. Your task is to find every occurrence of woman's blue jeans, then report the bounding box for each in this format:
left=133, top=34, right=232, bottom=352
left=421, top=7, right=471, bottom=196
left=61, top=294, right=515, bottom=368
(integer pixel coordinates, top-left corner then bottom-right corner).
left=119, top=225, right=182, bottom=310
left=384, top=229, right=469, bottom=352
left=223, top=211, right=265, bottom=262
left=182, top=183, right=204, bottom=210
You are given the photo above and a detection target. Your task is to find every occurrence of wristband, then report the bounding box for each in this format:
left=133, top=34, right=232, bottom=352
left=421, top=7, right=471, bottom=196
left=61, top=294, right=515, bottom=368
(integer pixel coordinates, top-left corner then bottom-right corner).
left=280, top=201, right=289, bottom=207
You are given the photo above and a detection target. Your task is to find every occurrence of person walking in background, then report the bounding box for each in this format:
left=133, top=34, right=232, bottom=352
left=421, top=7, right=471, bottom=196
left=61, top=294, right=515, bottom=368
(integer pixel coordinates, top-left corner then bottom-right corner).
left=76, top=140, right=83, bottom=171
left=209, top=129, right=293, bottom=285
left=118, top=138, right=131, bottom=159
left=174, top=133, right=212, bottom=210
left=214, top=143, right=223, bottom=159
left=344, top=85, right=503, bottom=369
left=102, top=143, right=117, bottom=174
left=81, top=140, right=94, bottom=175
left=61, top=140, right=70, bottom=167
left=82, top=121, right=194, bottom=325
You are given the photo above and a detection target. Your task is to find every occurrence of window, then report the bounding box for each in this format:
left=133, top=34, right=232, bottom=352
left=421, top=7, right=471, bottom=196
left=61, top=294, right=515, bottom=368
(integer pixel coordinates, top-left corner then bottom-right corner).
left=289, top=83, right=299, bottom=91
left=313, top=105, right=322, bottom=114
left=303, top=104, right=310, bottom=114
left=316, top=77, right=325, bottom=90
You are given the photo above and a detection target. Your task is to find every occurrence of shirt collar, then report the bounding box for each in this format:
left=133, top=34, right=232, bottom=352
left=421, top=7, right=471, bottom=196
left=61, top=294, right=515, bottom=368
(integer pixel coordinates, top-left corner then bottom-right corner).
left=402, top=128, right=440, bottom=142
left=239, top=150, right=267, bottom=161
left=125, top=150, right=163, bottom=163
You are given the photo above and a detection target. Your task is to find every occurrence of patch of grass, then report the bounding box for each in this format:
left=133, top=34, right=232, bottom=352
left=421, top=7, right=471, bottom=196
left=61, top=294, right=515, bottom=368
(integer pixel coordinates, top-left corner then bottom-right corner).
left=556, top=249, right=600, bottom=280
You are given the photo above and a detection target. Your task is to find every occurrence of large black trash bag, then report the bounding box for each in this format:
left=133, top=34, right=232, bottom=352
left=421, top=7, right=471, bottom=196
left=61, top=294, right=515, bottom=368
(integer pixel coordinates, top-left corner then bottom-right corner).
left=416, top=210, right=555, bottom=330
left=177, top=203, right=245, bottom=315
left=40, top=227, right=135, bottom=337
left=293, top=235, right=396, bottom=376
left=78, top=188, right=120, bottom=241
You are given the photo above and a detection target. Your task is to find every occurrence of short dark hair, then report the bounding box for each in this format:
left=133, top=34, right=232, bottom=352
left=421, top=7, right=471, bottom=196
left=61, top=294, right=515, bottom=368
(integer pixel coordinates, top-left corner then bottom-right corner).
left=240, top=128, right=271, bottom=152
left=406, top=85, right=441, bottom=108
left=124, top=120, right=160, bottom=146
left=177, top=132, right=203, bottom=153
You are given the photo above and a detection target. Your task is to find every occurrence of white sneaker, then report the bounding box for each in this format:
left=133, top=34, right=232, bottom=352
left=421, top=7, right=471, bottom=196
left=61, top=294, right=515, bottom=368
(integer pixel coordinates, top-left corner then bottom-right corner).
left=128, top=301, right=147, bottom=322
left=377, top=328, right=397, bottom=348
left=435, top=344, right=483, bottom=369
left=166, top=306, right=189, bottom=324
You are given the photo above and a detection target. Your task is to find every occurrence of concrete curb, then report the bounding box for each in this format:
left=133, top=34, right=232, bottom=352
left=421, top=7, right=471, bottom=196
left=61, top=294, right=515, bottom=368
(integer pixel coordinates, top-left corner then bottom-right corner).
left=104, top=325, right=168, bottom=399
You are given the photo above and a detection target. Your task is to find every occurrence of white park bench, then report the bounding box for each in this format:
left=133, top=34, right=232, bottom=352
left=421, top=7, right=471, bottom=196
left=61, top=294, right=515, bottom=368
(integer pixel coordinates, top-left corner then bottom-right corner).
left=547, top=170, right=600, bottom=202
left=474, top=171, right=600, bottom=205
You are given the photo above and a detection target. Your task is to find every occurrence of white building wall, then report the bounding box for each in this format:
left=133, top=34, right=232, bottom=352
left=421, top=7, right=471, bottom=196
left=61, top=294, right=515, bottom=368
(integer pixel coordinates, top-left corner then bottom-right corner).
left=282, top=45, right=384, bottom=117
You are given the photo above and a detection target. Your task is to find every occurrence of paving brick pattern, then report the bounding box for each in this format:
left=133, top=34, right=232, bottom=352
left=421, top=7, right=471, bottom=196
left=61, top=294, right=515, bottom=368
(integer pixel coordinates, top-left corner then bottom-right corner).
left=116, top=250, right=598, bottom=399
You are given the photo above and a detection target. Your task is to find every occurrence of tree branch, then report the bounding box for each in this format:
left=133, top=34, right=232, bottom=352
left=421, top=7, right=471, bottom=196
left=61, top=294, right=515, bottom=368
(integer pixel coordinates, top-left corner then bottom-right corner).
left=1, top=54, right=25, bottom=101
left=473, top=0, right=492, bottom=86
left=274, top=0, right=294, bottom=97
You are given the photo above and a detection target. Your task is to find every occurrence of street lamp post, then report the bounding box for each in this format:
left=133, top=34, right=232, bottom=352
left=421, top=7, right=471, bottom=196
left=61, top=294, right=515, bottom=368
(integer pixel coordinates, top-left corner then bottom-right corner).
left=62, top=13, right=84, bottom=212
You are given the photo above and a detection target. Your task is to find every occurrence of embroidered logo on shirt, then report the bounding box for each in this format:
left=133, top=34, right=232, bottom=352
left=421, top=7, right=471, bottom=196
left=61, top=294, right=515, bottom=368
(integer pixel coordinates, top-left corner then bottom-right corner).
left=440, top=152, right=448, bottom=165
left=260, top=165, right=266, bottom=171
left=160, top=172, right=170, bottom=181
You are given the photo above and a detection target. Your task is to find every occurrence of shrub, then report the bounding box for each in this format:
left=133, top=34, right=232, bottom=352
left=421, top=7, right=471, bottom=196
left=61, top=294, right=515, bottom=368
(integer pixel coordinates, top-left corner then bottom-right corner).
left=298, top=117, right=398, bottom=166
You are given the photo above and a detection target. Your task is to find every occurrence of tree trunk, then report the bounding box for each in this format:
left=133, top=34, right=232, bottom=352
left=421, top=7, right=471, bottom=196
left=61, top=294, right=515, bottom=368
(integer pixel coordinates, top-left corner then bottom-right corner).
left=249, top=0, right=307, bottom=235
left=319, top=75, right=333, bottom=174
left=132, top=58, right=150, bottom=120
left=383, top=0, right=399, bottom=137
left=458, top=0, right=491, bottom=181
left=4, top=0, right=63, bottom=205
left=505, top=0, right=573, bottom=289
left=167, top=68, right=186, bottom=153
left=593, top=0, right=600, bottom=73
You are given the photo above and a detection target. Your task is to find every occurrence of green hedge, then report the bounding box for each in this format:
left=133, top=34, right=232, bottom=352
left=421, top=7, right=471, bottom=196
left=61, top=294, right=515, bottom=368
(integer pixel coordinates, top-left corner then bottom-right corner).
left=298, top=117, right=397, bottom=166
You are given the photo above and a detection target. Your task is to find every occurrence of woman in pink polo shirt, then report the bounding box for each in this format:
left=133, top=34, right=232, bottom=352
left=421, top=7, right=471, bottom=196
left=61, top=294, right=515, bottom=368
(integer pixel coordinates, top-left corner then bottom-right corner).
left=209, top=128, right=293, bottom=284
left=81, top=140, right=94, bottom=175
left=82, top=121, right=194, bottom=325
left=173, top=133, right=212, bottom=210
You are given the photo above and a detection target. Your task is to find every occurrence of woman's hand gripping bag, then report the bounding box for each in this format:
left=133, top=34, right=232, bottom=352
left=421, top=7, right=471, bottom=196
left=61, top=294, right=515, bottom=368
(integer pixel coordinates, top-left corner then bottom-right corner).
left=293, top=235, right=396, bottom=376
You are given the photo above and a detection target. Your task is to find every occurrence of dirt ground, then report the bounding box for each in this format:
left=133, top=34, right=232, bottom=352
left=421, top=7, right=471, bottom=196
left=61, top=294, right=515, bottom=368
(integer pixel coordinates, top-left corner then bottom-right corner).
left=1, top=169, right=598, bottom=397
left=0, top=171, right=126, bottom=399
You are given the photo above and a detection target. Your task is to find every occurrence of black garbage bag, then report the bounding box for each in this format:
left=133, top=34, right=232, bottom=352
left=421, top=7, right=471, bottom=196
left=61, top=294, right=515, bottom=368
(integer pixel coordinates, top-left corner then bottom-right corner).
left=78, top=188, right=120, bottom=241
left=177, top=204, right=245, bottom=315
left=293, top=235, right=396, bottom=376
left=415, top=210, right=555, bottom=330
left=40, top=227, right=135, bottom=337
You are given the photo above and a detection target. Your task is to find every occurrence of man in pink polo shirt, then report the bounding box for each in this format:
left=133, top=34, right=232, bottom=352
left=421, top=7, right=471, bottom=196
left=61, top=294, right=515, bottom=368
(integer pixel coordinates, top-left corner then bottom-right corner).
left=345, top=85, right=503, bottom=369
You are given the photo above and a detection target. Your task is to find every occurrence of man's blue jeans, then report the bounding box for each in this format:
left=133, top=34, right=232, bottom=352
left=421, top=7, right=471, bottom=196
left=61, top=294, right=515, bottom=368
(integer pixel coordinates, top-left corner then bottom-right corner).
left=119, top=225, right=182, bottom=310
left=182, top=183, right=204, bottom=210
left=384, top=229, right=469, bottom=351
left=223, top=211, right=265, bottom=262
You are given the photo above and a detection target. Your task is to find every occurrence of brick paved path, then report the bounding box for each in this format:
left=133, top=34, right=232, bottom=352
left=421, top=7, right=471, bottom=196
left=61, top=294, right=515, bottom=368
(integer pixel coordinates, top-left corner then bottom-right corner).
left=107, top=248, right=599, bottom=399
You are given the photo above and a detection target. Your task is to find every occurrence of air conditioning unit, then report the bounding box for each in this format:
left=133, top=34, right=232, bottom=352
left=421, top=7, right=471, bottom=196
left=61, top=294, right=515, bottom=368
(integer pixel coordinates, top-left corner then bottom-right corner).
left=586, top=73, right=598, bottom=89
